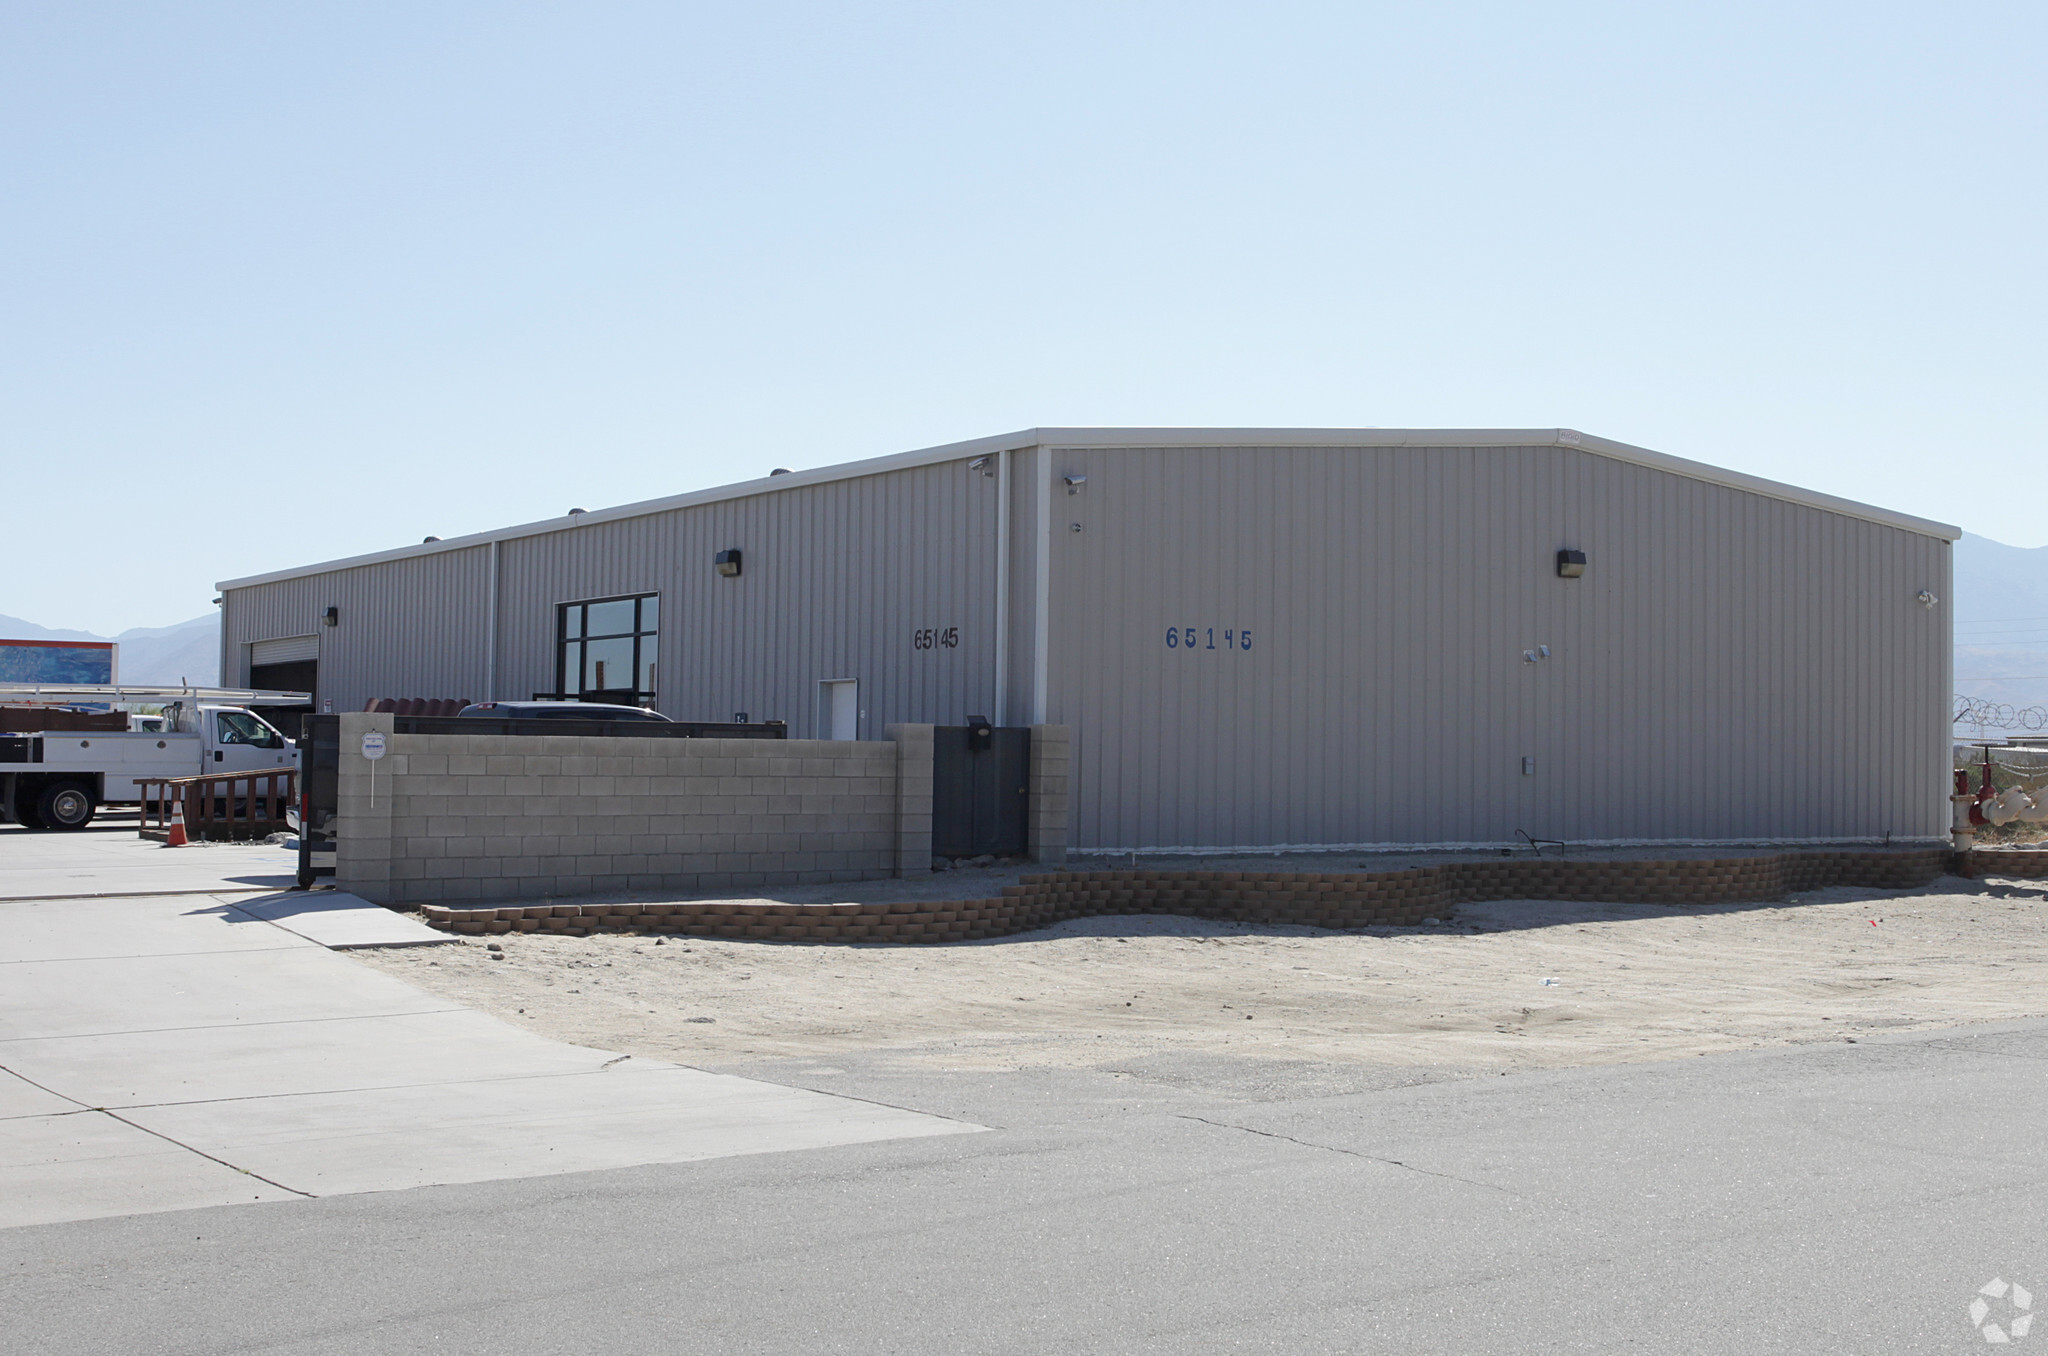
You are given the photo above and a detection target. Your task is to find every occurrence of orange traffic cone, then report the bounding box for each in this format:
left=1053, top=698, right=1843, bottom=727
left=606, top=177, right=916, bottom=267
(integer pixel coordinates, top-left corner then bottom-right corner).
left=165, top=797, right=188, bottom=848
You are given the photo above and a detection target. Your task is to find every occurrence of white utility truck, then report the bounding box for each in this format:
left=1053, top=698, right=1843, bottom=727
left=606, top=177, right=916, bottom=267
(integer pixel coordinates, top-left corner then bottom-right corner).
left=0, top=685, right=305, bottom=830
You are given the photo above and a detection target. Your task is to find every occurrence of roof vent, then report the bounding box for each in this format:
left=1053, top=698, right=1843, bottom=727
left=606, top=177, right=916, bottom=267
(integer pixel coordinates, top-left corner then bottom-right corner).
left=770, top=467, right=793, bottom=476
left=422, top=535, right=442, bottom=543
left=567, top=507, right=586, bottom=516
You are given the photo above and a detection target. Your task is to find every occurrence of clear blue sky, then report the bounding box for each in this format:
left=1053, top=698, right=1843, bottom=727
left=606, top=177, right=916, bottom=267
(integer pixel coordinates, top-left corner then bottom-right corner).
left=4, top=1, right=2042, bottom=634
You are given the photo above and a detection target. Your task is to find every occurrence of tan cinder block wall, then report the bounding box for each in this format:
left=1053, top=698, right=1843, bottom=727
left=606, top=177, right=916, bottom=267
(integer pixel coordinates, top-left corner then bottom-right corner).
left=335, top=711, right=397, bottom=900
left=336, top=729, right=917, bottom=905
left=1029, top=725, right=1070, bottom=865
left=886, top=724, right=934, bottom=875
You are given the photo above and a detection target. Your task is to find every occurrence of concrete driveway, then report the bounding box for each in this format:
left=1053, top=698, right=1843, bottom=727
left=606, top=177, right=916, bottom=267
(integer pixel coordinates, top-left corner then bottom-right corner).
left=0, top=818, right=299, bottom=901
left=0, top=887, right=973, bottom=1228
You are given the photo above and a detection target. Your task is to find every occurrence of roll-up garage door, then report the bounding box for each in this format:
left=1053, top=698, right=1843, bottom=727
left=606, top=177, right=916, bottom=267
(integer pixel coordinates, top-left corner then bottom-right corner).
left=250, top=635, right=319, bottom=666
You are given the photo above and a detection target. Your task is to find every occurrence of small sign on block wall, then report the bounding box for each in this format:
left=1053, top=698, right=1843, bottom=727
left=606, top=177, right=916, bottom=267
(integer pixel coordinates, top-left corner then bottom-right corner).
left=361, top=730, right=387, bottom=805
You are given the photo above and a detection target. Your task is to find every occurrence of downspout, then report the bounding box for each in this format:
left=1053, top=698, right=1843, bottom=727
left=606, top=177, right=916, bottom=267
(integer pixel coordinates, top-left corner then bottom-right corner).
left=994, top=446, right=1010, bottom=725
left=485, top=540, right=500, bottom=702
left=1032, top=446, right=1051, bottom=725
left=216, top=594, right=231, bottom=686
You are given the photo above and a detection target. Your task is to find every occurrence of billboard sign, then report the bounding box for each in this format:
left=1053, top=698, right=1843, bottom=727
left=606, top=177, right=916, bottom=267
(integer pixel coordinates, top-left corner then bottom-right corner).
left=0, top=639, right=118, bottom=685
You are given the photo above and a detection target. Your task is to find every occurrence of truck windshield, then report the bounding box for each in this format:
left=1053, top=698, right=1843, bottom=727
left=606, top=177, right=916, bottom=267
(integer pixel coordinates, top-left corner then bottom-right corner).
left=215, top=711, right=283, bottom=748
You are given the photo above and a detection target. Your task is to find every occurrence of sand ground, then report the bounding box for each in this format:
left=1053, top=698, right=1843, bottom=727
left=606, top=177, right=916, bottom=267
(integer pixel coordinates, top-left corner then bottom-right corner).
left=355, top=869, right=2048, bottom=1078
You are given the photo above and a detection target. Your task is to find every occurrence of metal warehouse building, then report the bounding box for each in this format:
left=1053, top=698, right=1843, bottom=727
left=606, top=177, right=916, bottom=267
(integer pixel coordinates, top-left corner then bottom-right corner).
left=218, top=428, right=1957, bottom=852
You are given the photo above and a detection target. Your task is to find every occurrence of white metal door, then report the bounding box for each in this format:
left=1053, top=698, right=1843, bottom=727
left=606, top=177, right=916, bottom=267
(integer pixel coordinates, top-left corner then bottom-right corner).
left=818, top=680, right=858, bottom=740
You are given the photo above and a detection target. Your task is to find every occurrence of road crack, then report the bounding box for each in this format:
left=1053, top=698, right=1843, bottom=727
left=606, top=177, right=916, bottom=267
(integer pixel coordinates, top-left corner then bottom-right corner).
left=1, top=1058, right=315, bottom=1199
left=1175, top=1113, right=1526, bottom=1199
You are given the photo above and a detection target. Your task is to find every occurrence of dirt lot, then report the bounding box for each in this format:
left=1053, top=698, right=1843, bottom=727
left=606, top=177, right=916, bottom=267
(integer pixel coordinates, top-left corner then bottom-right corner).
left=354, top=870, right=2048, bottom=1077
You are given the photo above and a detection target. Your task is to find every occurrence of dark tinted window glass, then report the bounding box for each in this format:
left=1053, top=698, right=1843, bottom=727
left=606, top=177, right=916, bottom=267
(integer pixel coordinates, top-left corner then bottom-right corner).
left=584, top=637, right=633, bottom=693
left=586, top=599, right=635, bottom=636
left=556, top=593, right=659, bottom=704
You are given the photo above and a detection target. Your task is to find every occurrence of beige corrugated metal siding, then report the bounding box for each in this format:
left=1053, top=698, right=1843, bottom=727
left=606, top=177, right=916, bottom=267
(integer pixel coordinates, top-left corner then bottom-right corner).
left=1042, top=443, right=1949, bottom=848
left=490, top=461, right=998, bottom=732
left=225, top=546, right=493, bottom=706
left=224, top=461, right=999, bottom=731
left=222, top=431, right=1950, bottom=848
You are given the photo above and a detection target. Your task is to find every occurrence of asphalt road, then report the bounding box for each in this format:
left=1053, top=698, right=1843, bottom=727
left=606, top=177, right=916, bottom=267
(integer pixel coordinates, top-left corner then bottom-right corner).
left=7, top=1018, right=2045, bottom=1354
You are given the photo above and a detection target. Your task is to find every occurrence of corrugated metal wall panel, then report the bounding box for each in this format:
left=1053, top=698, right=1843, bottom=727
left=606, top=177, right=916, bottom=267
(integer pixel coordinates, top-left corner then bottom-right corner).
left=491, top=458, right=998, bottom=733
left=226, top=460, right=999, bottom=731
left=223, top=547, right=492, bottom=709
left=224, top=437, right=1949, bottom=850
left=1042, top=443, right=1949, bottom=849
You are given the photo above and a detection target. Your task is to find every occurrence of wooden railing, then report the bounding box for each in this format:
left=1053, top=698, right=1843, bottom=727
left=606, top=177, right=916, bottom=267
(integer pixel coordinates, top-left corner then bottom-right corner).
left=138, top=769, right=297, bottom=842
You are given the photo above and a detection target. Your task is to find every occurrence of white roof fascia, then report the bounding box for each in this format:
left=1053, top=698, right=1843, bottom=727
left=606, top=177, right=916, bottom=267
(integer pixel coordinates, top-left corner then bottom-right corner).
left=218, top=427, right=1956, bottom=591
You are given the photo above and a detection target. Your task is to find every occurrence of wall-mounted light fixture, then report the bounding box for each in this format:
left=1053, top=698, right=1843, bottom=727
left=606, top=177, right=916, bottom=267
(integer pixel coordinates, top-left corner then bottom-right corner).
left=1556, top=549, right=1587, bottom=578
left=968, top=455, right=991, bottom=471
left=322, top=606, right=339, bottom=627
left=967, top=715, right=993, bottom=750
left=1063, top=474, right=1087, bottom=495
left=715, top=549, right=743, bottom=578
left=1918, top=589, right=1939, bottom=609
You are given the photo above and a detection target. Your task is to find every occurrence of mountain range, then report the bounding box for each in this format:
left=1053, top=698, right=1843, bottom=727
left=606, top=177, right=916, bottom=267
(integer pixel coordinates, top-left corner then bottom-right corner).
left=1952, top=533, right=2048, bottom=716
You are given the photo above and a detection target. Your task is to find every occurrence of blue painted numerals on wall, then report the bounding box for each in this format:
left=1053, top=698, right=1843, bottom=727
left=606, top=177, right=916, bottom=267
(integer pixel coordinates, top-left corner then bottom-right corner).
left=1165, top=626, right=1252, bottom=651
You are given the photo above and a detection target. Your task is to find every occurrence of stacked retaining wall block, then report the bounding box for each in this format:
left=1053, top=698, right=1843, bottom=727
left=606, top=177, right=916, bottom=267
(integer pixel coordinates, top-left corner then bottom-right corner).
left=417, top=848, right=1952, bottom=943
left=1956, top=847, right=2048, bottom=880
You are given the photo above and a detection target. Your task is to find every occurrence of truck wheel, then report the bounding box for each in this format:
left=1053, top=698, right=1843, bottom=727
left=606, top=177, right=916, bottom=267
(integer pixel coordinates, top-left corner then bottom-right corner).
left=37, top=781, right=96, bottom=831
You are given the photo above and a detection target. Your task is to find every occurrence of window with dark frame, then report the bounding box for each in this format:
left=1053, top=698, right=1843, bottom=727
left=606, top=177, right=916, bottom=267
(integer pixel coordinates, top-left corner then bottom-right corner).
left=556, top=594, right=659, bottom=704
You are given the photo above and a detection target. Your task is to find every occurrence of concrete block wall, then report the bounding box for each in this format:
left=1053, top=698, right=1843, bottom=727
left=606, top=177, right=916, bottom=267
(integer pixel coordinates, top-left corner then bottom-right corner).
left=335, top=711, right=397, bottom=901
left=417, top=848, right=1953, bottom=942
left=1029, top=725, right=1070, bottom=865
left=334, top=717, right=924, bottom=905
left=886, top=724, right=934, bottom=876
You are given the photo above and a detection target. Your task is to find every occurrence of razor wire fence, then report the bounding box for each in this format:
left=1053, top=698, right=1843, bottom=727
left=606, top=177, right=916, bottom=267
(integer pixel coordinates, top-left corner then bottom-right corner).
left=1955, top=695, right=2048, bottom=732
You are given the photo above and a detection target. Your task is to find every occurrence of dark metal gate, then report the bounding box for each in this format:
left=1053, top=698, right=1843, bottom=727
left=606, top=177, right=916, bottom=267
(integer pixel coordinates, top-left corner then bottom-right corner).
left=931, top=723, right=1030, bottom=859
